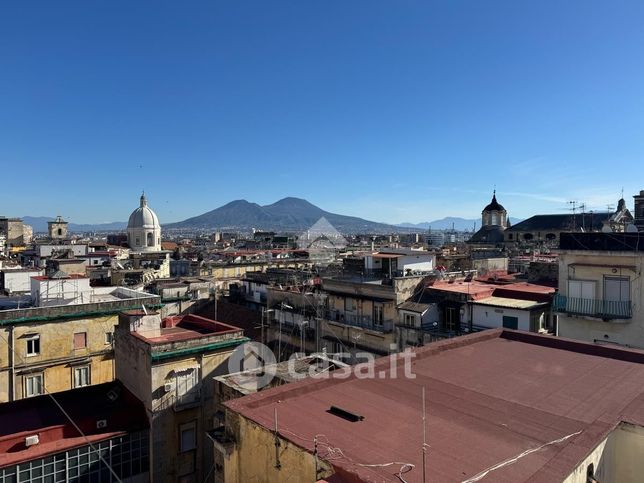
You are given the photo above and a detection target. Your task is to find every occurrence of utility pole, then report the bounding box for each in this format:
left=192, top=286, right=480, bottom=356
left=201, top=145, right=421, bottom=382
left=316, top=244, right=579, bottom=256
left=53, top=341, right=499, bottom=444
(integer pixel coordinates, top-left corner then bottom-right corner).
left=422, top=386, right=427, bottom=483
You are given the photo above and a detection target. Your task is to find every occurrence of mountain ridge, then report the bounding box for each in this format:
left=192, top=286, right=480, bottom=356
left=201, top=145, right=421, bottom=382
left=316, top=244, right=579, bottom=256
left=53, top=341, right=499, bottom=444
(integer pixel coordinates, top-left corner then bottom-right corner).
left=165, top=197, right=406, bottom=233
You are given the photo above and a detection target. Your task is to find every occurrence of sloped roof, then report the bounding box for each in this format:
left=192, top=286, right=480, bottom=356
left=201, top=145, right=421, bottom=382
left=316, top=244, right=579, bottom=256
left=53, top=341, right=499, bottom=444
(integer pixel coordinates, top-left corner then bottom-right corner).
left=468, top=225, right=506, bottom=244
left=226, top=329, right=644, bottom=483
left=507, top=212, right=611, bottom=232
left=483, top=193, right=505, bottom=212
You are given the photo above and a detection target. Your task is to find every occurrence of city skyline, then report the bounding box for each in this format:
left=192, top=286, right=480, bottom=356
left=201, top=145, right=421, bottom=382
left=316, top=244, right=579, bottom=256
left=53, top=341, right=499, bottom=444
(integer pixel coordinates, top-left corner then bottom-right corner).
left=2, top=1, right=644, bottom=223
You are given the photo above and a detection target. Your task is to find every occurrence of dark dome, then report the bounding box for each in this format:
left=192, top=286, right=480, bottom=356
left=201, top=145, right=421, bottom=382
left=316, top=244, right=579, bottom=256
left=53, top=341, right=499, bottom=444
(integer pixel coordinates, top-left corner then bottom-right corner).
left=483, top=193, right=505, bottom=212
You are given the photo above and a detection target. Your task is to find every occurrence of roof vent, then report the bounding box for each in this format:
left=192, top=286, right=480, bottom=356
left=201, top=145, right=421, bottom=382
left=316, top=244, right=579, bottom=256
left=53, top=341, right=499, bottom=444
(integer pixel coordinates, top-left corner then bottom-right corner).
left=327, top=405, right=364, bottom=422
left=25, top=435, right=39, bottom=447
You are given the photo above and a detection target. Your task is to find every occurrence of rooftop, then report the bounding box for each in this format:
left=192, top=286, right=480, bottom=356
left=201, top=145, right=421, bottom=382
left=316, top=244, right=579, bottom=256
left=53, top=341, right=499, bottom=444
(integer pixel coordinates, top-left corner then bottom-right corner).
left=0, top=287, right=160, bottom=323
left=215, top=355, right=348, bottom=396
left=473, top=295, right=546, bottom=310
left=427, top=280, right=555, bottom=303
left=226, top=330, right=644, bottom=482
left=127, top=313, right=243, bottom=345
left=508, top=213, right=611, bottom=232
left=0, top=381, right=147, bottom=468
left=559, top=232, right=644, bottom=252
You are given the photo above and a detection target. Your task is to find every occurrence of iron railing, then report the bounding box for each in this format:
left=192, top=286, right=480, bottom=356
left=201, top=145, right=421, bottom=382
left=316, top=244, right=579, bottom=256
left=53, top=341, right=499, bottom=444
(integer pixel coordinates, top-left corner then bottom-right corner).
left=553, top=293, right=632, bottom=319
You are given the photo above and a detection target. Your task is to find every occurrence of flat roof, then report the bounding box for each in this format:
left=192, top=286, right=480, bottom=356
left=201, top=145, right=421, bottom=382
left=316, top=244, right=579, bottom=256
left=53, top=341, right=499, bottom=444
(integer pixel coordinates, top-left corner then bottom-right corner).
left=132, top=314, right=242, bottom=344
left=226, top=330, right=644, bottom=483
left=0, top=381, right=147, bottom=468
left=473, top=296, right=545, bottom=310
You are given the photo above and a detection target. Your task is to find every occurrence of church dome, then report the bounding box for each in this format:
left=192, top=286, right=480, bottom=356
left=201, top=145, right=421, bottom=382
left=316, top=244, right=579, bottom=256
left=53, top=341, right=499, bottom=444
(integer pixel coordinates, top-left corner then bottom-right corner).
left=128, top=193, right=160, bottom=229
left=127, top=193, right=161, bottom=252
left=483, top=192, right=505, bottom=212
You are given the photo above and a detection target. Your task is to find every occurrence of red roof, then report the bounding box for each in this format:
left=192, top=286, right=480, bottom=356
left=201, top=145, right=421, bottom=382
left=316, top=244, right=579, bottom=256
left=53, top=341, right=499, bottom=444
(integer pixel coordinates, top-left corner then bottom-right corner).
left=132, top=313, right=242, bottom=344
left=428, top=280, right=555, bottom=302
left=0, top=381, right=147, bottom=468
left=225, top=330, right=644, bottom=482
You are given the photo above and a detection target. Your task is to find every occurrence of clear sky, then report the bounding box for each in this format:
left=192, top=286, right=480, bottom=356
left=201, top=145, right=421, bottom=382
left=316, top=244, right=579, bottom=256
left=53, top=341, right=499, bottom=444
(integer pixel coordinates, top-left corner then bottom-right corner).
left=1, top=1, right=644, bottom=225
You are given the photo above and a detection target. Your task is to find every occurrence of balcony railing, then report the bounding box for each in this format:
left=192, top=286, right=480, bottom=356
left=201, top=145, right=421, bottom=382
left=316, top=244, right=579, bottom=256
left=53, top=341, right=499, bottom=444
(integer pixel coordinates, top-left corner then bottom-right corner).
left=553, top=293, right=632, bottom=320
left=326, top=311, right=393, bottom=333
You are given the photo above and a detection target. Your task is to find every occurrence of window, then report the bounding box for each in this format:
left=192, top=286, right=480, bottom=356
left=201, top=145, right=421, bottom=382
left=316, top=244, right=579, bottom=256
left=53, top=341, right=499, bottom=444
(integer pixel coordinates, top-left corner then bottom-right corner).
left=147, top=232, right=153, bottom=246
left=135, top=237, right=140, bottom=246
left=73, top=332, right=87, bottom=350
left=604, top=276, right=630, bottom=302
left=105, top=331, right=114, bottom=345
left=404, top=313, right=417, bottom=326
left=26, top=334, right=40, bottom=357
left=74, top=366, right=91, bottom=388
left=25, top=373, right=43, bottom=397
left=176, top=368, right=199, bottom=401
left=568, top=280, right=596, bottom=300
left=502, top=316, right=519, bottom=330
left=344, top=298, right=356, bottom=312
left=373, top=304, right=384, bottom=326
left=179, top=422, right=196, bottom=453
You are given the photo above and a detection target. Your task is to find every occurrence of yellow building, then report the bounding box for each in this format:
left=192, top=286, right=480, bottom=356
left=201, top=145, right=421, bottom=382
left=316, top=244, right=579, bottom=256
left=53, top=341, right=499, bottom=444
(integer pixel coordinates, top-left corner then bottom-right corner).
left=115, top=310, right=248, bottom=483
left=0, top=284, right=160, bottom=402
left=554, top=232, right=643, bottom=348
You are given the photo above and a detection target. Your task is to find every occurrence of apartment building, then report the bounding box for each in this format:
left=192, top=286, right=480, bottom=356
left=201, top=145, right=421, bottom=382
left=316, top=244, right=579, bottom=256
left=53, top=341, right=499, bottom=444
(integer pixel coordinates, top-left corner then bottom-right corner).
left=114, top=311, right=247, bottom=483
left=555, top=232, right=644, bottom=348
left=0, top=277, right=160, bottom=403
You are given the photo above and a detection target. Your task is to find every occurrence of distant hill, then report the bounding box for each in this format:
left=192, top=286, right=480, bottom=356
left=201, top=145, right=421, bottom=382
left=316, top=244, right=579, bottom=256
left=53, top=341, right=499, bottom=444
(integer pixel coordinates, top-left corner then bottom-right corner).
left=398, top=216, right=523, bottom=231
left=22, top=216, right=126, bottom=233
left=164, top=197, right=407, bottom=234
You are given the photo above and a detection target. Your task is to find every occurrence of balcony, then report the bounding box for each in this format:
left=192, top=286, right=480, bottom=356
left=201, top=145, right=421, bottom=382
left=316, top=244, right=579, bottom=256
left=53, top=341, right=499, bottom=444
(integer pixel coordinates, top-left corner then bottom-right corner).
left=553, top=293, right=632, bottom=320
left=326, top=311, right=393, bottom=333
left=174, top=388, right=201, bottom=411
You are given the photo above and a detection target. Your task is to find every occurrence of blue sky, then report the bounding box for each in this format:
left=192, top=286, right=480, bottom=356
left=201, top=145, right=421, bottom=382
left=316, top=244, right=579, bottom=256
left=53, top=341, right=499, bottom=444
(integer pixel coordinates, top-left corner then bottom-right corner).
left=1, top=1, right=644, bottom=225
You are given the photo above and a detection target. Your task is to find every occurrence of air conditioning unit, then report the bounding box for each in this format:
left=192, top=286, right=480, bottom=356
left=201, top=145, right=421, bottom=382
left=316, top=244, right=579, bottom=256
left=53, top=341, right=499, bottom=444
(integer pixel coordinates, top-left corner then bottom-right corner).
left=25, top=435, right=39, bottom=447
left=96, top=419, right=107, bottom=429
left=164, top=382, right=173, bottom=393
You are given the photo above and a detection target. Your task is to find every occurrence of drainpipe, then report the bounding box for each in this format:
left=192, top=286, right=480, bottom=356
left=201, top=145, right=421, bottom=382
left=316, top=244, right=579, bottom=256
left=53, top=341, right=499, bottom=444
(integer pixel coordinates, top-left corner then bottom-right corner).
left=8, top=326, right=15, bottom=401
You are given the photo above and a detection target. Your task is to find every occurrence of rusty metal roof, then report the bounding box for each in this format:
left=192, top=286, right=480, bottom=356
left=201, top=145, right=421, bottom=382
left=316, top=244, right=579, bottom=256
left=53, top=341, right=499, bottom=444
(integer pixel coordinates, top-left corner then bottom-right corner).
left=226, top=330, right=644, bottom=482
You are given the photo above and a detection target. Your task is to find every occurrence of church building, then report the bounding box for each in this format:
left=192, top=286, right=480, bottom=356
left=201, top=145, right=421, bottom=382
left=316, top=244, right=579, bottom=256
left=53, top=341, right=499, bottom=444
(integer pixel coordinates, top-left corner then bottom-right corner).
left=468, top=191, right=509, bottom=246
left=127, top=193, right=162, bottom=252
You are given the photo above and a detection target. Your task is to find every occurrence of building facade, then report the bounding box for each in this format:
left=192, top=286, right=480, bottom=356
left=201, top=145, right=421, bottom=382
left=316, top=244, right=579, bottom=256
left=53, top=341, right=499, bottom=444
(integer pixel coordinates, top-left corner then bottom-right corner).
left=0, top=286, right=160, bottom=403
left=555, top=232, right=644, bottom=349
left=114, top=311, right=247, bottom=483
left=47, top=216, right=68, bottom=240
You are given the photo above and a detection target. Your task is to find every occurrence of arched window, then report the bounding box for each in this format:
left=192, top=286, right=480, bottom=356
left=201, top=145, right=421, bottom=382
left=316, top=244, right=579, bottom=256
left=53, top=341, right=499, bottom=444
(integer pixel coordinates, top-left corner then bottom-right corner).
left=57, top=228, right=62, bottom=236
left=524, top=233, right=534, bottom=241
left=147, top=233, right=153, bottom=246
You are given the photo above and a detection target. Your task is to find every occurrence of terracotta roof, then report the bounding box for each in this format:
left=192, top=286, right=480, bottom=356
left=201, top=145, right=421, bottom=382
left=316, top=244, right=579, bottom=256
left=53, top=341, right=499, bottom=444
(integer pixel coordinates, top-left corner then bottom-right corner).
left=226, top=330, right=644, bottom=482
left=0, top=381, right=147, bottom=468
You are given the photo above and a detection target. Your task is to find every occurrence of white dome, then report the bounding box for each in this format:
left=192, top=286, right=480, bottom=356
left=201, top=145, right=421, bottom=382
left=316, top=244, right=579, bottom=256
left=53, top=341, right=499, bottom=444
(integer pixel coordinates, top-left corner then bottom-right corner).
left=127, top=193, right=162, bottom=252
left=128, top=194, right=160, bottom=229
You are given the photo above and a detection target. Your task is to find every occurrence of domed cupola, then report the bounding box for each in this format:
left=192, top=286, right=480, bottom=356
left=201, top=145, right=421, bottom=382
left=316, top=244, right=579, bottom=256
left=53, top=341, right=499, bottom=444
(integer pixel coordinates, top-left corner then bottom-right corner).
left=127, top=192, right=161, bottom=252
left=481, top=190, right=508, bottom=228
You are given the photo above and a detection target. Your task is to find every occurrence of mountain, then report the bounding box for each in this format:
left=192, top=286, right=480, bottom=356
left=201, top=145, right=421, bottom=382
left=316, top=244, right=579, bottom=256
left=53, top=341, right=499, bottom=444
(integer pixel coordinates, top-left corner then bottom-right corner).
left=164, top=197, right=406, bottom=233
left=21, top=216, right=126, bottom=233
left=398, top=216, right=523, bottom=231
